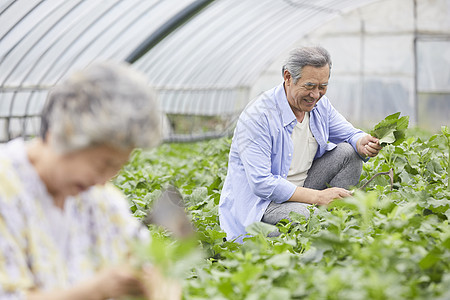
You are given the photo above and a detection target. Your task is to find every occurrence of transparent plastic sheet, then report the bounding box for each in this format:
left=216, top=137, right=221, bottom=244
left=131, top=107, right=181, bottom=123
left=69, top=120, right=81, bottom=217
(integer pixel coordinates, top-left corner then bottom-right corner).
left=1, top=0, right=448, bottom=142
left=256, top=0, right=449, bottom=131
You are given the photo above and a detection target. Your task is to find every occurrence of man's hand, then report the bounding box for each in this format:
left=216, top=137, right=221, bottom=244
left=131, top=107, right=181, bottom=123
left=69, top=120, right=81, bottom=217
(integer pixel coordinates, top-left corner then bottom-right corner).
left=289, top=186, right=352, bottom=206
left=357, top=135, right=382, bottom=158
left=315, top=187, right=352, bottom=205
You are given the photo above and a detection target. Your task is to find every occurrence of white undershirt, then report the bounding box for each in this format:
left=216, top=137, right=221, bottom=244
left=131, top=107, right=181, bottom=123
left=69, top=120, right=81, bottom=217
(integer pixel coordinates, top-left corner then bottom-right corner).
left=287, top=112, right=318, bottom=187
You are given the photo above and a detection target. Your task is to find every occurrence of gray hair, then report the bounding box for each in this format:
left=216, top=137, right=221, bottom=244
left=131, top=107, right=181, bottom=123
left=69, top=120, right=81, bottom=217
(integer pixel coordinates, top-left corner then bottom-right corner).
left=40, top=61, right=162, bottom=153
left=282, top=46, right=332, bottom=83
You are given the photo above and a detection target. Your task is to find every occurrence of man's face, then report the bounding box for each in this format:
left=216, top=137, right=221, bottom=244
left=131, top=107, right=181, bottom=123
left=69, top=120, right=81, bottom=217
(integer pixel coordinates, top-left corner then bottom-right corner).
left=284, top=64, right=330, bottom=115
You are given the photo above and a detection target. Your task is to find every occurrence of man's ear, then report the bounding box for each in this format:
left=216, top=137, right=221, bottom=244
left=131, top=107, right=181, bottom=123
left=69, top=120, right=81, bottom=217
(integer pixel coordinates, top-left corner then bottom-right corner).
left=284, top=70, right=291, bottom=86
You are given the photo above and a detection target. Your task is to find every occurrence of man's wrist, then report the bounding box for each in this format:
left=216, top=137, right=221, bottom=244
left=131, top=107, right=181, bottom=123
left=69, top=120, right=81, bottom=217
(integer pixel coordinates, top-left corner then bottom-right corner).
left=292, top=187, right=320, bottom=205
left=356, top=137, right=362, bottom=154
left=310, top=189, right=320, bottom=205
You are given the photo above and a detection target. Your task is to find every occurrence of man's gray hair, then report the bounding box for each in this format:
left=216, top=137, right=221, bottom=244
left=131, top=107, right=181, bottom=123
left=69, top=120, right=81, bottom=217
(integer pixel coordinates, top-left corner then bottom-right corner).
left=282, top=46, right=332, bottom=83
left=40, top=61, right=162, bottom=153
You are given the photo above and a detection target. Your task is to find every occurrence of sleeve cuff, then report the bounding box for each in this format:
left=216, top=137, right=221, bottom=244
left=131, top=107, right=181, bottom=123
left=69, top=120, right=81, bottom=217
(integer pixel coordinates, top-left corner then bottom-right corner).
left=349, top=132, right=370, bottom=162
left=269, top=177, right=297, bottom=204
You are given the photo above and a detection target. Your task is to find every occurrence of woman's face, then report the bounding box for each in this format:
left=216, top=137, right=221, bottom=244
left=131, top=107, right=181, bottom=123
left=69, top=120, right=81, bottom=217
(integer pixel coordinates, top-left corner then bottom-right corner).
left=47, top=145, right=131, bottom=198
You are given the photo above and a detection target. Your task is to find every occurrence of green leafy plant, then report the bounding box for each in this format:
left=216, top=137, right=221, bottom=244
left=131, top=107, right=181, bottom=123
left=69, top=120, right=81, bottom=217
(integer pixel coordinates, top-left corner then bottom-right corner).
left=131, top=229, right=204, bottom=279
left=370, top=112, right=409, bottom=146
left=114, top=127, right=450, bottom=300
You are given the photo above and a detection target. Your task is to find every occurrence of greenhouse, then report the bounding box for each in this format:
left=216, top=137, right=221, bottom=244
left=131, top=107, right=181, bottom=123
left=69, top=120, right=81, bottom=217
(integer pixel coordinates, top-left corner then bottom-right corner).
left=0, top=0, right=449, bottom=299
left=1, top=0, right=449, bottom=142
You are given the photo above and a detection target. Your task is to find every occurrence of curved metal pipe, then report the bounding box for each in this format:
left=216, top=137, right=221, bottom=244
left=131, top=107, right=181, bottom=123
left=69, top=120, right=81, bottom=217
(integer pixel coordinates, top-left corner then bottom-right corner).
left=125, top=0, right=215, bottom=64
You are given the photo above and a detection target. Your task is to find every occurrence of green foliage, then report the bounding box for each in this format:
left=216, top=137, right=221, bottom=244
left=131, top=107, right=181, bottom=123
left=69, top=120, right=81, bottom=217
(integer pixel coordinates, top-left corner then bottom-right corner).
left=132, top=229, right=204, bottom=279
left=370, top=112, right=409, bottom=146
left=114, top=127, right=450, bottom=300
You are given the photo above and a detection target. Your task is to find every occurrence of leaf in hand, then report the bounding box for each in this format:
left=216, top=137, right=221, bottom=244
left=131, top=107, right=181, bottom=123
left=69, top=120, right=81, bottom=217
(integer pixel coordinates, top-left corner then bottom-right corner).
left=370, top=112, right=409, bottom=146
left=377, top=128, right=396, bottom=144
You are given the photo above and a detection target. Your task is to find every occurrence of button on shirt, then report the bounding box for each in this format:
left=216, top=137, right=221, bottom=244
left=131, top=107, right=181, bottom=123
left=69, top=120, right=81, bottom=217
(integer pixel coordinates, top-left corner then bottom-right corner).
left=219, top=83, right=366, bottom=241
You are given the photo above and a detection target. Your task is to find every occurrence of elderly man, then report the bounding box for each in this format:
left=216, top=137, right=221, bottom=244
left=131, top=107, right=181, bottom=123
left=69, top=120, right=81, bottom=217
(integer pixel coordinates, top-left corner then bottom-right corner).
left=219, top=46, right=381, bottom=242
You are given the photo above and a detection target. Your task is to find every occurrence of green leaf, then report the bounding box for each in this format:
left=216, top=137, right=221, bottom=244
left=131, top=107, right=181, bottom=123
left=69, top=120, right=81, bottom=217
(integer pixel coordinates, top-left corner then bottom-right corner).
left=370, top=112, right=409, bottom=146
left=246, top=222, right=278, bottom=236
left=419, top=247, right=442, bottom=269
left=378, top=129, right=396, bottom=144
left=265, top=287, right=291, bottom=299
left=231, top=262, right=263, bottom=285
left=300, top=246, right=325, bottom=263
left=441, top=125, right=449, bottom=137
left=266, top=252, right=292, bottom=268
left=396, top=115, right=409, bottom=131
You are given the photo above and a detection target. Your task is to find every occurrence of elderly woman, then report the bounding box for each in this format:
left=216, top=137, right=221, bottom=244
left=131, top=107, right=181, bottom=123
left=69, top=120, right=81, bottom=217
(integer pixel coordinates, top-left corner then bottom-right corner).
left=0, top=62, right=178, bottom=299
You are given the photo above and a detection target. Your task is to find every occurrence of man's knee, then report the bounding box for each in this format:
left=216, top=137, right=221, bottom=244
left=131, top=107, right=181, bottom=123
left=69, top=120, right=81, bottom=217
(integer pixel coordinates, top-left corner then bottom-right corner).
left=288, top=203, right=312, bottom=221
left=262, top=202, right=313, bottom=237
left=336, top=142, right=362, bottom=165
left=336, top=142, right=355, bottom=156
left=262, top=201, right=312, bottom=225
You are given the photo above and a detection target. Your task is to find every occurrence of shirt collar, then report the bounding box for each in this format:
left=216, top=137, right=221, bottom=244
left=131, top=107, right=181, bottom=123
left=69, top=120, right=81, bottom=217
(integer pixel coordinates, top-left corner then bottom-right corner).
left=275, top=82, right=296, bottom=128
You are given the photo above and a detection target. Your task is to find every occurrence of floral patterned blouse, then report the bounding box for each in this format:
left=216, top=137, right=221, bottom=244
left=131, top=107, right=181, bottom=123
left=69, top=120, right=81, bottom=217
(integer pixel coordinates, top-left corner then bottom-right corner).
left=0, top=139, right=146, bottom=299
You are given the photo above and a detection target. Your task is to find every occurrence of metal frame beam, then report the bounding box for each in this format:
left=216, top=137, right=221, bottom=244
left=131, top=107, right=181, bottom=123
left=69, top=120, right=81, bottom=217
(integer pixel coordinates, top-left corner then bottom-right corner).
left=125, top=0, right=215, bottom=64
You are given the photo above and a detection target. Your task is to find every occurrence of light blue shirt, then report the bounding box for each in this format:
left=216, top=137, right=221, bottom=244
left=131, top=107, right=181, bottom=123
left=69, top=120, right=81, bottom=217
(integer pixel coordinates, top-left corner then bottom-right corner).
left=219, top=83, right=366, bottom=241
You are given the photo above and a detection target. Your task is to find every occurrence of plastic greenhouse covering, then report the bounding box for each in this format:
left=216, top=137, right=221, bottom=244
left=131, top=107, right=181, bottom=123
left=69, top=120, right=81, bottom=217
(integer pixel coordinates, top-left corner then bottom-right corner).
left=0, top=0, right=449, bottom=143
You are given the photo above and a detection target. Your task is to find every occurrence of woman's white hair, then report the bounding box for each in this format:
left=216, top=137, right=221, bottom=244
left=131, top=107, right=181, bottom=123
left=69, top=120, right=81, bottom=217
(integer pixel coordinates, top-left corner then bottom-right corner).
left=40, top=61, right=162, bottom=153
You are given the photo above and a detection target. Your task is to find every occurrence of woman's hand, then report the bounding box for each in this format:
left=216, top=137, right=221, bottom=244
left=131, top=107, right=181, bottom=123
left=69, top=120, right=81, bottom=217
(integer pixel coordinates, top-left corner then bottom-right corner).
left=26, top=265, right=146, bottom=300
left=95, top=265, right=183, bottom=300
left=27, top=264, right=182, bottom=300
left=93, top=266, right=146, bottom=299
left=141, top=265, right=182, bottom=300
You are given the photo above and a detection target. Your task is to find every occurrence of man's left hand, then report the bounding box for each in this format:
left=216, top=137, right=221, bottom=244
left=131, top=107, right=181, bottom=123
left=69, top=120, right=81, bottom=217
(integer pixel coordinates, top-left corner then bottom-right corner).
left=357, top=135, right=382, bottom=158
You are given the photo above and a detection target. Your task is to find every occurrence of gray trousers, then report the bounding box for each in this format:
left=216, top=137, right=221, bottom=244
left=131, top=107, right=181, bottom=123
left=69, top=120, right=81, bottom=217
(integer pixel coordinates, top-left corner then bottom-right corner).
left=261, top=142, right=362, bottom=228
